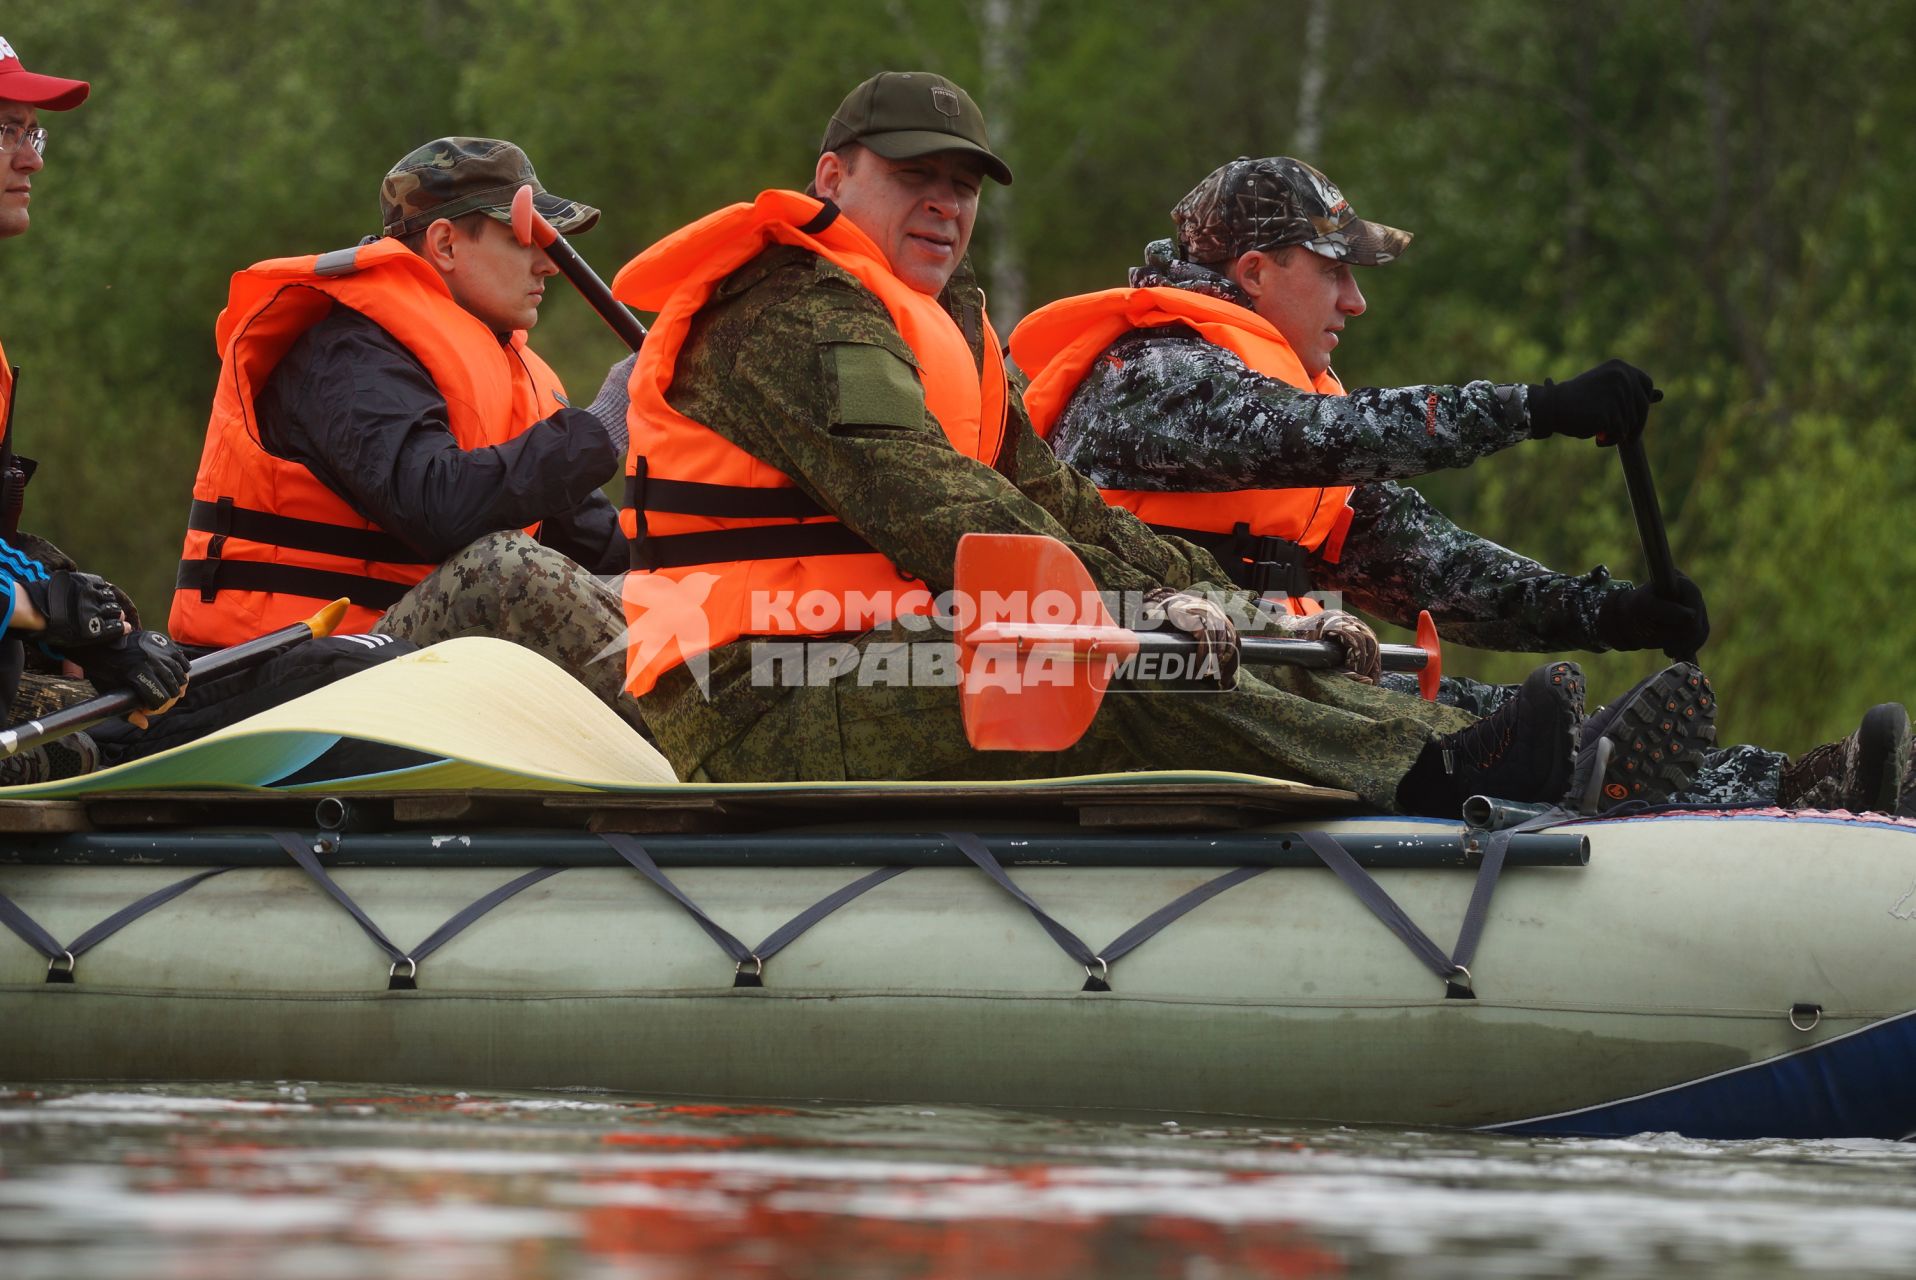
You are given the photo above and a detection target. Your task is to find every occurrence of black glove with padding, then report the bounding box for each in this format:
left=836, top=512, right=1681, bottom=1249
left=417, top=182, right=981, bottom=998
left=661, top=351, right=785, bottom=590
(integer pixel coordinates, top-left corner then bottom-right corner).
left=77, top=630, right=190, bottom=712
left=1529, top=359, right=1663, bottom=446
left=1597, top=575, right=1710, bottom=660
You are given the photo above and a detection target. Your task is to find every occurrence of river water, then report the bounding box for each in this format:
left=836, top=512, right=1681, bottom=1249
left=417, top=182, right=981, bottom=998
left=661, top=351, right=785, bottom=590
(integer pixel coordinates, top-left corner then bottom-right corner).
left=3, top=1083, right=1915, bottom=1278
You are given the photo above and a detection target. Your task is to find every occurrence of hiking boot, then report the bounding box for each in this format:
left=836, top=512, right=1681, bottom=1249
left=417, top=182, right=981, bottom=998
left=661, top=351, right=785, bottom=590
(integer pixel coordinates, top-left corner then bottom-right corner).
left=1398, top=661, right=1584, bottom=816
left=0, top=731, right=101, bottom=789
left=1780, top=703, right=1910, bottom=813
left=1568, top=663, right=1717, bottom=811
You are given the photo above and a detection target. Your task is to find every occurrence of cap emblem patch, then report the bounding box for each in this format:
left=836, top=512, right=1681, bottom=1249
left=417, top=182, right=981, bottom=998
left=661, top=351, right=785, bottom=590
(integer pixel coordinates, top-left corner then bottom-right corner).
left=931, top=86, right=960, bottom=117
left=0, top=38, right=17, bottom=61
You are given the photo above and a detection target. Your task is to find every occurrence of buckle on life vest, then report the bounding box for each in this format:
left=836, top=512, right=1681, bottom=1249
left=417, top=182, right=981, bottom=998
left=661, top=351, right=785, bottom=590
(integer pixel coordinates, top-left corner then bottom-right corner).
left=1231, top=524, right=1313, bottom=598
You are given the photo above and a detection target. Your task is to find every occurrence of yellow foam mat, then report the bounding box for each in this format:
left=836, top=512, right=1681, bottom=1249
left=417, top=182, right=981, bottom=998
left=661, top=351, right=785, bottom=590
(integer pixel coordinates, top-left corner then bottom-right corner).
left=0, top=636, right=1343, bottom=801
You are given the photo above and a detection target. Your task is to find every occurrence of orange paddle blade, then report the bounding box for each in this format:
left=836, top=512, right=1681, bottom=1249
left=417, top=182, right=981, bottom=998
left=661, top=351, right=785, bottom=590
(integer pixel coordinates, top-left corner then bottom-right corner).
left=953, top=534, right=1128, bottom=752
left=1415, top=610, right=1443, bottom=702
left=510, top=184, right=558, bottom=249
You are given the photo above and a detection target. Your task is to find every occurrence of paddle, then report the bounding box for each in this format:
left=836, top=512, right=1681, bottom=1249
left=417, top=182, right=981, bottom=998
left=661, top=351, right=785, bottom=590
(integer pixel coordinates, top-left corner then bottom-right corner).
left=509, top=185, right=648, bottom=353
left=1615, top=434, right=1698, bottom=664
left=953, top=533, right=1442, bottom=751
left=0, top=597, right=350, bottom=760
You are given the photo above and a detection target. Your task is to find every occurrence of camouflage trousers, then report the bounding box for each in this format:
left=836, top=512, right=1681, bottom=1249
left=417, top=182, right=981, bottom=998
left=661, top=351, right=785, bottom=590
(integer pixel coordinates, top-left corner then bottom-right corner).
left=373, top=531, right=649, bottom=737
left=0, top=672, right=101, bottom=785
left=645, top=627, right=1476, bottom=811
left=1383, top=670, right=1787, bottom=804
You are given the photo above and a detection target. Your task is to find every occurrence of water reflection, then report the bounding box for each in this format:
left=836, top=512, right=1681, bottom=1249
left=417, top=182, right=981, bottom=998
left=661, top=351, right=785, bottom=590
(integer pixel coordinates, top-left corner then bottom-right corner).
left=1, top=1084, right=1913, bottom=1278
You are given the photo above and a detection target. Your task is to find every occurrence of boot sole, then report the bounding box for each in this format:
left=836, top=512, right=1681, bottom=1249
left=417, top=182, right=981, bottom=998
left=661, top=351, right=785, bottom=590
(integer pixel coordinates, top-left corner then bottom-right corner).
left=1594, top=664, right=1716, bottom=809
left=1856, top=703, right=1911, bottom=814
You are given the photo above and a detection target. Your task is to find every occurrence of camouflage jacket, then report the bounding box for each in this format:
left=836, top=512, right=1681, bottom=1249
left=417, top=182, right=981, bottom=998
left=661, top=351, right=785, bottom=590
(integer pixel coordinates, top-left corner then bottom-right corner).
left=640, top=248, right=1235, bottom=773
left=1044, top=292, right=1629, bottom=651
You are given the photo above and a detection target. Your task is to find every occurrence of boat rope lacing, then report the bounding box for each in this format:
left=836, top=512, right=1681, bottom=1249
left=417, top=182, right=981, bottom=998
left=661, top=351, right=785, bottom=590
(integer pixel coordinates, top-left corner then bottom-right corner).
left=0, top=817, right=1550, bottom=996
left=0, top=867, right=232, bottom=984
left=273, top=834, right=563, bottom=990
left=598, top=833, right=905, bottom=988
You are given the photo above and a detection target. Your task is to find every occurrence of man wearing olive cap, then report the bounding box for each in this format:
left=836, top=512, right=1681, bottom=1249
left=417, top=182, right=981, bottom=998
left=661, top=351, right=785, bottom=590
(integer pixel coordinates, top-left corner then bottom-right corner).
left=603, top=74, right=1698, bottom=816
left=169, top=137, right=648, bottom=734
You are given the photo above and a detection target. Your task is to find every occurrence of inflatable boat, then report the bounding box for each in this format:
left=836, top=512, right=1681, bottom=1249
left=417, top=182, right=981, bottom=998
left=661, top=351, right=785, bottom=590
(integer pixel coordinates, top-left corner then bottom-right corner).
left=1, top=639, right=1911, bottom=1141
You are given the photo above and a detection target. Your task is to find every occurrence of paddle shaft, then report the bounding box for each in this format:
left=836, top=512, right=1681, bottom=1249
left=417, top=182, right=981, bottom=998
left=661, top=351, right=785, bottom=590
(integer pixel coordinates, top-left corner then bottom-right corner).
left=973, top=622, right=1429, bottom=673
left=510, top=186, right=647, bottom=353
left=1617, top=436, right=1681, bottom=600
left=548, top=235, right=648, bottom=353
left=0, top=602, right=347, bottom=759
left=1616, top=435, right=1698, bottom=663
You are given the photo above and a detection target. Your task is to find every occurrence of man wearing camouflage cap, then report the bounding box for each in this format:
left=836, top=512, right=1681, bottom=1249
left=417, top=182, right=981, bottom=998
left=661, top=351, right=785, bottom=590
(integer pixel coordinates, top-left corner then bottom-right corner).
left=1011, top=155, right=1912, bottom=811
left=170, top=137, right=649, bottom=735
left=602, top=74, right=1698, bottom=816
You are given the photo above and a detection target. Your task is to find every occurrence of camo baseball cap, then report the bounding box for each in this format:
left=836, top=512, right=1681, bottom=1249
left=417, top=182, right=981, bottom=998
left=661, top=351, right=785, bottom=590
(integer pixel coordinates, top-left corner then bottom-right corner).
left=380, top=137, right=599, bottom=239
left=1171, top=157, right=1410, bottom=266
left=821, top=71, right=1013, bottom=186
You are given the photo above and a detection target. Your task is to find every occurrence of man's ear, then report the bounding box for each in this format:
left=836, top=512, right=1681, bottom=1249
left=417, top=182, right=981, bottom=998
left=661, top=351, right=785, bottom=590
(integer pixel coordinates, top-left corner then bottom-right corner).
left=814, top=149, right=845, bottom=201
left=1230, top=249, right=1268, bottom=300
left=419, top=218, right=459, bottom=272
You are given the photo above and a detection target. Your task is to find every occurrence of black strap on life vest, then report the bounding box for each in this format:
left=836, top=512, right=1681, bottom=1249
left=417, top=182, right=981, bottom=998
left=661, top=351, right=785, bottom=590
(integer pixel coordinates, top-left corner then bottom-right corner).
left=187, top=498, right=435, bottom=565
left=177, top=559, right=414, bottom=611
left=178, top=496, right=430, bottom=608
left=1149, top=521, right=1314, bottom=597
left=625, top=456, right=881, bottom=572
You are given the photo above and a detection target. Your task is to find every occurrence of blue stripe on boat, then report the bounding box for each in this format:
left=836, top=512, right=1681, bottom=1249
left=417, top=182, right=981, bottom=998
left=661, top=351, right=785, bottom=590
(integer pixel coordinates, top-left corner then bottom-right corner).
left=1488, top=1007, right=1916, bottom=1139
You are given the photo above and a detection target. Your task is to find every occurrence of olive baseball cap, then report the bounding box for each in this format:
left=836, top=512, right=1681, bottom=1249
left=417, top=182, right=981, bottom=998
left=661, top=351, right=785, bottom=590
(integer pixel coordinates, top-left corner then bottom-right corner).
left=1172, top=156, right=1410, bottom=266
left=821, top=71, right=1013, bottom=186
left=380, top=137, right=599, bottom=239
left=0, top=36, right=90, bottom=110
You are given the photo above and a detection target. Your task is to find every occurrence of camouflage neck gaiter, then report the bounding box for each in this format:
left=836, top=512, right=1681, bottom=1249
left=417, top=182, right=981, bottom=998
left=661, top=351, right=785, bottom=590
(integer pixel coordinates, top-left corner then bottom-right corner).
left=1126, top=238, right=1254, bottom=310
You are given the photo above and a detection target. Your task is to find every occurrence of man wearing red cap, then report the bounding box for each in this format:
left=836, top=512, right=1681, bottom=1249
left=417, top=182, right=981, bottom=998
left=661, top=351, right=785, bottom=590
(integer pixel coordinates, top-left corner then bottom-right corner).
left=0, top=37, right=409, bottom=783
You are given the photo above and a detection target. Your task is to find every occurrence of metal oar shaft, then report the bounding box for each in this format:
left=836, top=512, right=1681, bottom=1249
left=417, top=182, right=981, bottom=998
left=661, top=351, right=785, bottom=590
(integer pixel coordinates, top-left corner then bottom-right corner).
left=543, top=235, right=648, bottom=353
left=0, top=601, right=348, bottom=759
left=1140, top=631, right=1430, bottom=673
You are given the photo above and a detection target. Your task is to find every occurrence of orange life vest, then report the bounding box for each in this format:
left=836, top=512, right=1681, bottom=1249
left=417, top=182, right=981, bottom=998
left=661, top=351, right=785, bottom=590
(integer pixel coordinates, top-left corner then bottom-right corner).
left=609, top=190, right=1009, bottom=696
left=0, top=337, right=11, bottom=439
left=169, top=238, right=564, bottom=648
left=1012, top=286, right=1354, bottom=613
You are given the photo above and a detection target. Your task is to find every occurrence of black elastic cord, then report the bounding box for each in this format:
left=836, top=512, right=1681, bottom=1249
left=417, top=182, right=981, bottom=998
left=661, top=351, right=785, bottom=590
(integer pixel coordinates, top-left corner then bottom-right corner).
left=600, top=834, right=900, bottom=987
left=1299, top=829, right=1470, bottom=995
left=274, top=834, right=558, bottom=989
left=635, top=522, right=876, bottom=570
left=0, top=868, right=232, bottom=983
left=942, top=831, right=1106, bottom=985
left=1097, top=866, right=1268, bottom=968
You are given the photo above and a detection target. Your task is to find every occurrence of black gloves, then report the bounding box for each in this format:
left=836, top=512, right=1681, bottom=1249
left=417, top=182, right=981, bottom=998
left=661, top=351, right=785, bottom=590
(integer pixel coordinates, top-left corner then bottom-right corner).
left=1141, top=588, right=1241, bottom=689
left=1529, top=359, right=1663, bottom=446
left=78, top=630, right=190, bottom=711
left=1597, top=576, right=1710, bottom=661
left=21, top=571, right=126, bottom=647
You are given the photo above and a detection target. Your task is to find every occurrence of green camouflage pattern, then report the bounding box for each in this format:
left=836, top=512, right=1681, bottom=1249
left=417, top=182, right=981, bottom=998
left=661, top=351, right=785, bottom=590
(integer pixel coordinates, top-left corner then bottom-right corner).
left=632, top=246, right=1475, bottom=807
left=372, top=531, right=648, bottom=737
left=380, top=137, right=599, bottom=239
left=1172, top=157, right=1410, bottom=266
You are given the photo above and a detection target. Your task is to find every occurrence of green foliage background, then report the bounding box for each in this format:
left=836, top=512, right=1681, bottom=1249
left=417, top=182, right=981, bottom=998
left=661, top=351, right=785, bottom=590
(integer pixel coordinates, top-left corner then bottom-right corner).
left=2, top=0, right=1912, bottom=755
